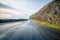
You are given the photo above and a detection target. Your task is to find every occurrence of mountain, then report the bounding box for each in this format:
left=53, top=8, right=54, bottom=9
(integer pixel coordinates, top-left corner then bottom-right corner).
left=30, top=0, right=60, bottom=26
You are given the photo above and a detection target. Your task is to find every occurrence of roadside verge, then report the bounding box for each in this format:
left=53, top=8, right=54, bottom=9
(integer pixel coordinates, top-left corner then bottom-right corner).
left=31, top=19, right=60, bottom=30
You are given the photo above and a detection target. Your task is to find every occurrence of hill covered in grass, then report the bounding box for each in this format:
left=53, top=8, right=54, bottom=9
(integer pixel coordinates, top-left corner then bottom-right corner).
left=30, top=0, right=60, bottom=26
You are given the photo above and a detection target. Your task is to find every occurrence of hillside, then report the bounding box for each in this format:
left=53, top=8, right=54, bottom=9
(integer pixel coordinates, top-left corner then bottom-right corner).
left=30, top=0, right=60, bottom=26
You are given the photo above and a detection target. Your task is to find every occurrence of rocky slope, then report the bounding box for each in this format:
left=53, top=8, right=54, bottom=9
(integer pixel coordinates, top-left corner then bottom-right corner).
left=30, top=0, right=60, bottom=26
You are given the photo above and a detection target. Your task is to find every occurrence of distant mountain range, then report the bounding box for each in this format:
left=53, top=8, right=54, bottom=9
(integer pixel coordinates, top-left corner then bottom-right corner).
left=0, top=19, right=28, bottom=23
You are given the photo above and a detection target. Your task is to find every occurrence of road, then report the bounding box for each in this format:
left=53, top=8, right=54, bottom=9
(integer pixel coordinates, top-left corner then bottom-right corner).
left=0, top=20, right=60, bottom=40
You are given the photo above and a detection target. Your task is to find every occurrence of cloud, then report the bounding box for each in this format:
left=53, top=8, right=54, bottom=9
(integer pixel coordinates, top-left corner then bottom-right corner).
left=0, top=0, right=52, bottom=19
left=0, top=0, right=42, bottom=14
left=0, top=8, right=25, bottom=19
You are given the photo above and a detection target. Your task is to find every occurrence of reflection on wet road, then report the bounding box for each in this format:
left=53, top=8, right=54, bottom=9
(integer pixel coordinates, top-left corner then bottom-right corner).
left=0, top=20, right=60, bottom=40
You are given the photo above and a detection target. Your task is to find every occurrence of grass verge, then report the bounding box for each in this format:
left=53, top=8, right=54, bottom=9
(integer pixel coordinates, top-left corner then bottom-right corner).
left=32, top=19, right=60, bottom=30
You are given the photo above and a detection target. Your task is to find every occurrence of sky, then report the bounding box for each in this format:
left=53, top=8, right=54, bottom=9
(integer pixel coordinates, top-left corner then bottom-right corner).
left=0, top=0, right=52, bottom=19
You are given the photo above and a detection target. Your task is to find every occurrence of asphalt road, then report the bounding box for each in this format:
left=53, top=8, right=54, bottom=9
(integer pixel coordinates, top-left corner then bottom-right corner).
left=0, top=20, right=60, bottom=40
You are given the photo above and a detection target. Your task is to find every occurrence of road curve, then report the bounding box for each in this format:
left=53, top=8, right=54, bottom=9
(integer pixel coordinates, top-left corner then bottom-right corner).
left=0, top=20, right=60, bottom=40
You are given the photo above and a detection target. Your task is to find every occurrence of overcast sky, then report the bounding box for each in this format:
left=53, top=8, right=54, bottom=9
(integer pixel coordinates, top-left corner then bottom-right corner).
left=0, top=0, right=52, bottom=19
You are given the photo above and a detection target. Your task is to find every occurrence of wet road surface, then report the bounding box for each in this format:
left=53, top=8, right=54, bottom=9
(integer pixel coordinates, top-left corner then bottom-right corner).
left=0, top=20, right=60, bottom=40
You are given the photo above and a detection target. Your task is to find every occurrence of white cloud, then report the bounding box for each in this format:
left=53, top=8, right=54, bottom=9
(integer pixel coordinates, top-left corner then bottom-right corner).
left=0, top=8, right=25, bottom=19
left=0, top=0, right=41, bottom=15
left=0, top=0, right=52, bottom=19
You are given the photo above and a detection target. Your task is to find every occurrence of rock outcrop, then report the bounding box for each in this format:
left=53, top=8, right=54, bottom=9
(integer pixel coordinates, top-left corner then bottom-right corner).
left=30, top=0, right=60, bottom=26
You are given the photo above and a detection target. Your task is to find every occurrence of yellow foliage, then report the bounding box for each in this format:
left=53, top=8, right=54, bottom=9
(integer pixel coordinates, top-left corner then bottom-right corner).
left=32, top=19, right=60, bottom=30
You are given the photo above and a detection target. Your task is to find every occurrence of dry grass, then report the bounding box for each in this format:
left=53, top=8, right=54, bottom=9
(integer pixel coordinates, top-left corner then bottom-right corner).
left=32, top=19, right=60, bottom=30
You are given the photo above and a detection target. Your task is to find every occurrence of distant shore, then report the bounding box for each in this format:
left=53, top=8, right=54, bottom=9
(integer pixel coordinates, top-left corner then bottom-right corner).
left=0, top=19, right=28, bottom=23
